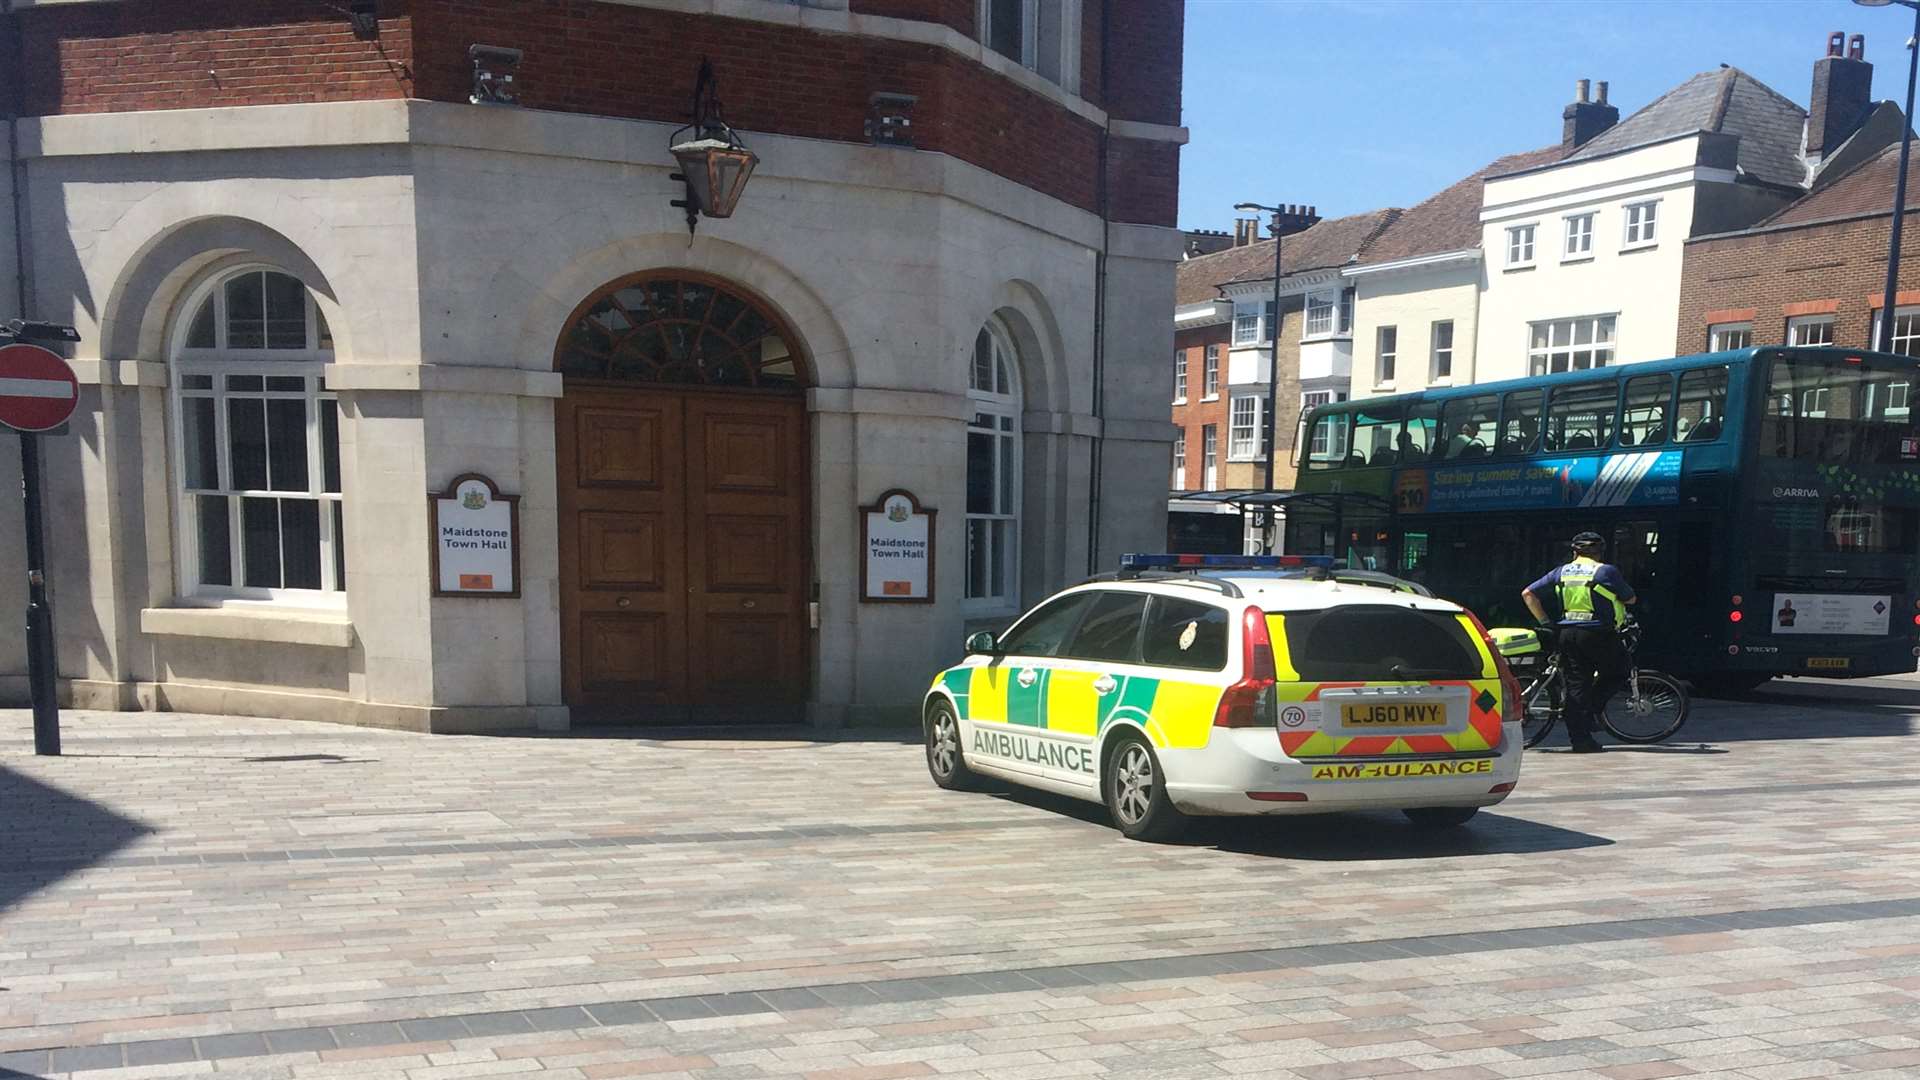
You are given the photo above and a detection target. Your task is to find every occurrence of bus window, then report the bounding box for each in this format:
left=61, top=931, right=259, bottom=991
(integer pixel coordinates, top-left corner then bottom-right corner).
left=1675, top=366, right=1728, bottom=443
left=1544, top=380, right=1618, bottom=452
left=1305, top=409, right=1352, bottom=470
left=1439, top=394, right=1498, bottom=459
left=1402, top=401, right=1438, bottom=463
left=1351, top=405, right=1405, bottom=466
left=1763, top=355, right=1920, bottom=463
left=1497, top=390, right=1543, bottom=455
left=1619, top=374, right=1672, bottom=447
left=1610, top=521, right=1661, bottom=597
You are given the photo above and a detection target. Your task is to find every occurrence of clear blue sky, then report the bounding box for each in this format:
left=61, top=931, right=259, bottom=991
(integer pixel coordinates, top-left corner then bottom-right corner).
left=1179, top=0, right=1917, bottom=230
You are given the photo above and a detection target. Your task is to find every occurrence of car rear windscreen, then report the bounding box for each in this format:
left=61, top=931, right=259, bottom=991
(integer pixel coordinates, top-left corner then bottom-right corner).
left=1278, top=605, right=1484, bottom=681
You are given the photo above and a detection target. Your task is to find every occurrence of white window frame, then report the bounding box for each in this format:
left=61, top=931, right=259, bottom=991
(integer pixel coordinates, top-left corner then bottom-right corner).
left=1339, top=288, right=1354, bottom=335
left=1303, top=292, right=1336, bottom=338
left=1228, top=396, right=1263, bottom=461
left=1202, top=424, right=1218, bottom=490
left=1375, top=325, right=1397, bottom=387
left=170, top=264, right=345, bottom=606
left=1888, top=306, right=1920, bottom=356
left=1527, top=315, right=1617, bottom=376
left=977, top=0, right=1081, bottom=92
left=1233, top=302, right=1261, bottom=346
left=1301, top=389, right=1345, bottom=458
left=1173, top=348, right=1188, bottom=403
left=1563, top=213, right=1595, bottom=260
left=1202, top=344, right=1221, bottom=400
left=1708, top=322, right=1753, bottom=351
left=1430, top=320, right=1455, bottom=383
left=1172, top=430, right=1186, bottom=490
left=1506, top=224, right=1537, bottom=267
left=966, top=321, right=1022, bottom=610
left=1622, top=200, right=1659, bottom=249
left=1787, top=314, right=1836, bottom=347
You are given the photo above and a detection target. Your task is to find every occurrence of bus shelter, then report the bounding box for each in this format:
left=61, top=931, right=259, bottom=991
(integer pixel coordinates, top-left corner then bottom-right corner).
left=1170, top=490, right=1393, bottom=563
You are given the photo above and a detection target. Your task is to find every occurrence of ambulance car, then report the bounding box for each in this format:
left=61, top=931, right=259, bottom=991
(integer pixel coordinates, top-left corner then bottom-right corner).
left=923, top=554, right=1525, bottom=841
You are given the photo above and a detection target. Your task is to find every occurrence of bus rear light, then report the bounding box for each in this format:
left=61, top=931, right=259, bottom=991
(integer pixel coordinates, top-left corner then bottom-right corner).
left=1729, top=610, right=1743, bottom=623
left=1216, top=605, right=1277, bottom=728
left=1911, top=613, right=1920, bottom=626
left=1247, top=791, right=1308, bottom=802
left=1730, top=594, right=1743, bottom=607
left=1728, top=645, right=1741, bottom=655
left=1911, top=646, right=1920, bottom=657
left=1488, top=782, right=1516, bottom=795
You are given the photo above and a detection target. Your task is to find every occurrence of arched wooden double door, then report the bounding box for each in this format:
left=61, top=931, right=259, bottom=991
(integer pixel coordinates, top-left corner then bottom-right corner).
left=553, top=273, right=810, bottom=722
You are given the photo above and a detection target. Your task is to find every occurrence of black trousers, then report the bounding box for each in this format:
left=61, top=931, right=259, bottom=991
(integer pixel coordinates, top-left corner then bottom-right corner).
left=1559, top=625, right=1626, bottom=739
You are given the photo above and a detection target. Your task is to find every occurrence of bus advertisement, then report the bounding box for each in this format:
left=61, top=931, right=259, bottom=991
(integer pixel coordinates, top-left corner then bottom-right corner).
left=1286, top=346, right=1920, bottom=690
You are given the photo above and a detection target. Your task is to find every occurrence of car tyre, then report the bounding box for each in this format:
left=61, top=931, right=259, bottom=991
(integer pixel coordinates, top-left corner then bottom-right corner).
left=1402, top=806, right=1480, bottom=828
left=1103, top=735, right=1187, bottom=842
left=924, top=700, right=982, bottom=791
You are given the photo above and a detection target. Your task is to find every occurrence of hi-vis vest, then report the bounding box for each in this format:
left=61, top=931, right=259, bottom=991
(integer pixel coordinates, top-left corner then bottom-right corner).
left=1556, top=558, right=1625, bottom=629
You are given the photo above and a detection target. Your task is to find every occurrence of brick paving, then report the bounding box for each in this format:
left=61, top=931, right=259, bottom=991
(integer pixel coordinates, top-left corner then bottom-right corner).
left=3, top=676, right=1919, bottom=1079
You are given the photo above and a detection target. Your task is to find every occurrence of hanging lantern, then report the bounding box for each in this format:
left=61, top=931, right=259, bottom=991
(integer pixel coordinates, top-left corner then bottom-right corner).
left=669, top=59, right=759, bottom=233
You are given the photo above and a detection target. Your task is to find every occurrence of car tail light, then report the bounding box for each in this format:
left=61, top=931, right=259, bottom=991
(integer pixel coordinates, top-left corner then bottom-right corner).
left=1488, top=782, right=1516, bottom=795
left=1462, top=609, right=1525, bottom=726
left=1215, top=605, right=1277, bottom=728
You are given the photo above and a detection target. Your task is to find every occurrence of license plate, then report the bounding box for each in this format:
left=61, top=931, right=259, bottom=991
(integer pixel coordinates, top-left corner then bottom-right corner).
left=1340, top=702, right=1448, bottom=728
left=1806, top=657, right=1851, bottom=670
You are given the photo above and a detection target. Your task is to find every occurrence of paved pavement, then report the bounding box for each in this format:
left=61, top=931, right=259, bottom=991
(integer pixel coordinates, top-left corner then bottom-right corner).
left=3, top=677, right=1920, bottom=1080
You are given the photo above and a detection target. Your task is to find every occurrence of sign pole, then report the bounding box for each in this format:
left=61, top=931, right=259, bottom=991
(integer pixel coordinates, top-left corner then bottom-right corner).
left=19, top=429, right=58, bottom=755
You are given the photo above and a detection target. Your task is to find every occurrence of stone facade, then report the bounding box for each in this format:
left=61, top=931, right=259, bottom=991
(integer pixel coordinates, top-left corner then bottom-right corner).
left=1, top=0, right=1186, bottom=730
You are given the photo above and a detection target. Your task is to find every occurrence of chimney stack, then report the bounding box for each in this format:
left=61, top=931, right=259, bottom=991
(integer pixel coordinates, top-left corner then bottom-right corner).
left=1563, top=77, right=1619, bottom=149
left=1809, top=31, right=1873, bottom=160
left=1233, top=218, right=1259, bottom=247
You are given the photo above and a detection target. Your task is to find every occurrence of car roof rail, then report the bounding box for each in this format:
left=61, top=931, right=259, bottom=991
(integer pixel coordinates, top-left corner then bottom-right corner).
left=1078, top=566, right=1246, bottom=599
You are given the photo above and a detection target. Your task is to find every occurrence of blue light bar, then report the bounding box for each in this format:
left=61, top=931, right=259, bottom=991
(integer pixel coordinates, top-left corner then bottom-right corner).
left=1119, top=553, right=1335, bottom=573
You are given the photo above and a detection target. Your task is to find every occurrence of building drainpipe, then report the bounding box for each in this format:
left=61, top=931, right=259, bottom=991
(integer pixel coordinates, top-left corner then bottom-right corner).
left=4, top=0, right=27, bottom=320
left=1085, top=0, right=1111, bottom=578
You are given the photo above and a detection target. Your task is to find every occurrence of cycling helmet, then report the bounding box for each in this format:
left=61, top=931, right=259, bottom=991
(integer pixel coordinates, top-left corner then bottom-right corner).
left=1570, top=530, right=1605, bottom=552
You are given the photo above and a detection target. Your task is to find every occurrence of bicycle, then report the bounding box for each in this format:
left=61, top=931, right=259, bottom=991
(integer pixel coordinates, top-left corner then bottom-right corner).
left=1514, top=620, right=1691, bottom=748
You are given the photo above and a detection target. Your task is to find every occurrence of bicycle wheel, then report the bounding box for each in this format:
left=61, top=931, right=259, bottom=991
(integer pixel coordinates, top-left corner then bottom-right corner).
left=1521, top=673, right=1561, bottom=748
left=1601, top=670, right=1690, bottom=743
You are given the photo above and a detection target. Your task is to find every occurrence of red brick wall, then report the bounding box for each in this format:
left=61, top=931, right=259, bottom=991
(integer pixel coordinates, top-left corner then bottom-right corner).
left=1171, top=324, right=1231, bottom=490
left=1106, top=136, right=1178, bottom=227
left=1679, top=210, right=1920, bottom=351
left=20, top=0, right=1180, bottom=226
left=1100, top=0, right=1181, bottom=125
left=17, top=1, right=416, bottom=114
left=850, top=0, right=975, bottom=37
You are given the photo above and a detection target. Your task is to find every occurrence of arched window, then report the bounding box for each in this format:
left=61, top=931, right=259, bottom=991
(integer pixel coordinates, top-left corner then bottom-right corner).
left=554, top=274, right=800, bottom=387
left=171, top=267, right=343, bottom=601
left=966, top=322, right=1020, bottom=606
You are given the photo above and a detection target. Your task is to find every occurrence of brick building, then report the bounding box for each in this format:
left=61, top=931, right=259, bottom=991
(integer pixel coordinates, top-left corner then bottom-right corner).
left=1167, top=211, right=1396, bottom=552
left=1682, top=143, right=1920, bottom=354
left=0, top=0, right=1187, bottom=728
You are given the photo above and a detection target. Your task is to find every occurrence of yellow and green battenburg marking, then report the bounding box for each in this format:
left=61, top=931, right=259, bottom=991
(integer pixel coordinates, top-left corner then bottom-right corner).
left=936, top=666, right=1218, bottom=749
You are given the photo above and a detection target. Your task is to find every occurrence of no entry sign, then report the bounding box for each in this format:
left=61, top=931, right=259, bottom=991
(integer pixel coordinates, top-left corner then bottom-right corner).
left=0, top=342, right=80, bottom=433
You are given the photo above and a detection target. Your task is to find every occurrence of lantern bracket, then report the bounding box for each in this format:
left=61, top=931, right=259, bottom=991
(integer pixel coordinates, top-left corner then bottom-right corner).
left=667, top=58, right=760, bottom=235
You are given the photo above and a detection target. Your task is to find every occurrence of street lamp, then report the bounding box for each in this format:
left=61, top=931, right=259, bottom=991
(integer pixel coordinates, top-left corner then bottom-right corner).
left=669, top=59, right=760, bottom=235
left=1856, top=0, right=1920, bottom=351
left=1231, top=201, right=1320, bottom=551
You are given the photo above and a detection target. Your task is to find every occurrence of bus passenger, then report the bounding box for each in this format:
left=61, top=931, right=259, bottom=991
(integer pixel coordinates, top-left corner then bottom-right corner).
left=1520, top=532, right=1637, bottom=753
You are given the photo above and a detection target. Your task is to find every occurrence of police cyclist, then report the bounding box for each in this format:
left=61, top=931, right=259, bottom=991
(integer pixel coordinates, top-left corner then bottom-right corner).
left=1521, top=531, right=1637, bottom=753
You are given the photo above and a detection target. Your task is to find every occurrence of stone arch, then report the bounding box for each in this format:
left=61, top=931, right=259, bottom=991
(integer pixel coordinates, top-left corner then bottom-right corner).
left=509, top=234, right=854, bottom=390
left=90, top=198, right=360, bottom=365
left=986, top=279, right=1071, bottom=416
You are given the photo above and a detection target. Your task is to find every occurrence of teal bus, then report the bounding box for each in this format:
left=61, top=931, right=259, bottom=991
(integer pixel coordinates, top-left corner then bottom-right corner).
left=1286, top=346, right=1920, bottom=690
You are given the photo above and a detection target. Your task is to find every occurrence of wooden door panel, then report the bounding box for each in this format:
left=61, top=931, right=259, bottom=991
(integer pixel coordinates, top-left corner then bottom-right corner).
left=703, top=418, right=786, bottom=491
left=558, top=390, right=688, bottom=709
left=578, top=511, right=666, bottom=592
left=685, top=396, right=810, bottom=706
left=577, top=407, right=666, bottom=489
left=580, top=612, right=671, bottom=693
left=703, top=514, right=788, bottom=592
left=694, top=613, right=799, bottom=703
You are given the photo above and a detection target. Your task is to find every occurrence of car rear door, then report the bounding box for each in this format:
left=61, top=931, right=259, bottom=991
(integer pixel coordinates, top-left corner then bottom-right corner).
left=1269, top=603, right=1507, bottom=772
left=1042, top=590, right=1151, bottom=785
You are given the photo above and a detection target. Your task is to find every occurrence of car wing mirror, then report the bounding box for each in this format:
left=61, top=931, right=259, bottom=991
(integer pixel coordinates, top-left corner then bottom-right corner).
left=965, top=631, right=1001, bottom=656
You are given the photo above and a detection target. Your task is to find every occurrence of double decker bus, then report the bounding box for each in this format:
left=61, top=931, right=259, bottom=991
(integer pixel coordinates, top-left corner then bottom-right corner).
left=1286, top=346, right=1920, bottom=690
